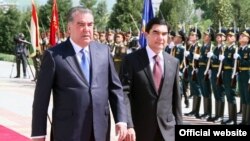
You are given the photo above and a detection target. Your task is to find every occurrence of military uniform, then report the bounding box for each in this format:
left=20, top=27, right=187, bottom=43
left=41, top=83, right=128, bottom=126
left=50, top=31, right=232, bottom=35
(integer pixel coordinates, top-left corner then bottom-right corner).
left=236, top=29, right=250, bottom=125
left=113, top=31, right=127, bottom=73
left=221, top=28, right=238, bottom=125
left=209, top=28, right=226, bottom=123
left=197, top=28, right=215, bottom=121
left=184, top=28, right=203, bottom=118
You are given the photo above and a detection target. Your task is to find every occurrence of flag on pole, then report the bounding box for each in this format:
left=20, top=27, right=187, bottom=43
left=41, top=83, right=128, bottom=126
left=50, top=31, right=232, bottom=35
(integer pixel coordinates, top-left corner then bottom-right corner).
left=139, top=0, right=154, bottom=48
left=49, top=0, right=59, bottom=46
left=30, top=0, right=40, bottom=57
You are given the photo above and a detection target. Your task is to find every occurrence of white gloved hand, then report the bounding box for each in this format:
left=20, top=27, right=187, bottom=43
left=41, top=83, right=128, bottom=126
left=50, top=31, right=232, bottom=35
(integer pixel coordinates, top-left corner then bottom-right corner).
left=219, top=55, right=225, bottom=61
left=207, top=52, right=214, bottom=58
left=184, top=51, right=190, bottom=57
left=169, top=42, right=175, bottom=49
left=233, top=53, right=240, bottom=59
left=193, top=53, right=200, bottom=60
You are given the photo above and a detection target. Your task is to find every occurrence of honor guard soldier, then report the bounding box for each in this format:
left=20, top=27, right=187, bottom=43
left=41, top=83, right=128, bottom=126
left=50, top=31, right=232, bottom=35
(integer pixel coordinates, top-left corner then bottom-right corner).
left=208, top=28, right=227, bottom=123
left=165, top=31, right=175, bottom=54
left=184, top=27, right=203, bottom=118
left=172, top=30, right=190, bottom=108
left=113, top=31, right=126, bottom=73
left=234, top=29, right=250, bottom=125
left=93, top=28, right=99, bottom=42
left=221, top=28, right=238, bottom=125
left=106, top=29, right=115, bottom=53
left=99, top=31, right=107, bottom=44
left=198, top=27, right=215, bottom=121
left=124, top=30, right=133, bottom=47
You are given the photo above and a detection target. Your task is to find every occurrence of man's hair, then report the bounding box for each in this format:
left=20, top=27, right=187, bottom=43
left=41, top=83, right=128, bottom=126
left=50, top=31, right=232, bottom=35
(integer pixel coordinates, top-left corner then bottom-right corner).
left=66, top=6, right=93, bottom=23
left=145, top=17, right=168, bottom=33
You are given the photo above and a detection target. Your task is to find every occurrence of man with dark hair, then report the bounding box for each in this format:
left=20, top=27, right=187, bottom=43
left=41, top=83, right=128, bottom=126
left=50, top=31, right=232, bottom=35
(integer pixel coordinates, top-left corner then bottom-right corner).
left=120, top=17, right=183, bottom=141
left=31, top=6, right=127, bottom=141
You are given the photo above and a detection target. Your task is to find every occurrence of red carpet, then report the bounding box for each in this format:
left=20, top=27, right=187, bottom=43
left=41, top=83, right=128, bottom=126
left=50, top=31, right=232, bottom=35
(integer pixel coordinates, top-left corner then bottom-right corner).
left=0, top=125, right=31, bottom=141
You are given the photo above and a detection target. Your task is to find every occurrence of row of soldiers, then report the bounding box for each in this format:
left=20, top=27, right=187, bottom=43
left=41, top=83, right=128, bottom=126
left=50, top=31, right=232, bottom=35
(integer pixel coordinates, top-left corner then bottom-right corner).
left=93, top=29, right=140, bottom=72
left=165, top=25, right=250, bottom=125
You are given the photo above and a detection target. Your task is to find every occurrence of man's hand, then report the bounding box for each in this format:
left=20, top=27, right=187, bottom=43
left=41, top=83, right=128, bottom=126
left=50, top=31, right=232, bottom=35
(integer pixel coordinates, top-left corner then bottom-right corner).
left=124, top=128, right=136, bottom=141
left=115, top=124, right=127, bottom=141
left=32, top=138, right=45, bottom=141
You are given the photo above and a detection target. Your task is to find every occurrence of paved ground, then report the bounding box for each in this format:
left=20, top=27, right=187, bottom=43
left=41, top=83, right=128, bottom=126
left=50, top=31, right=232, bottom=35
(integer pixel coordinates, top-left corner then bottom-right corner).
left=0, top=60, right=242, bottom=140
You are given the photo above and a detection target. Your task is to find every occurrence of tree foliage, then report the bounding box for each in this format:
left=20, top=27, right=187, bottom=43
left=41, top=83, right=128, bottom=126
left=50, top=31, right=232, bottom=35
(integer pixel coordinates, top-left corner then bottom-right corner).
left=108, top=0, right=143, bottom=33
left=94, top=0, right=109, bottom=31
left=0, top=7, right=21, bottom=54
left=39, top=0, right=72, bottom=34
left=159, top=0, right=195, bottom=31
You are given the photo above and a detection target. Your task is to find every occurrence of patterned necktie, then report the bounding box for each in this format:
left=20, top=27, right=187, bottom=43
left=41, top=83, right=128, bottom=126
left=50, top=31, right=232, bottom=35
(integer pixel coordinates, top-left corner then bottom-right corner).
left=153, top=55, right=162, bottom=93
left=81, top=49, right=90, bottom=83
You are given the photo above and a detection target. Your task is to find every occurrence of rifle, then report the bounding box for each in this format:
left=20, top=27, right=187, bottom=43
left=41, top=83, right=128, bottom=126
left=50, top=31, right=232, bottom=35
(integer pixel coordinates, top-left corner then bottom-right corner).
left=216, top=46, right=224, bottom=85
left=192, top=43, right=200, bottom=81
left=204, top=44, right=213, bottom=81
left=231, top=46, right=239, bottom=88
left=182, top=39, right=189, bottom=79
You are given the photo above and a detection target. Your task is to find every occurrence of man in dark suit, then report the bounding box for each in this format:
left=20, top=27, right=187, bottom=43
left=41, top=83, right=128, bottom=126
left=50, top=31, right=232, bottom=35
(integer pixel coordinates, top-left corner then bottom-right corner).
left=31, top=6, right=127, bottom=141
left=120, top=18, right=183, bottom=141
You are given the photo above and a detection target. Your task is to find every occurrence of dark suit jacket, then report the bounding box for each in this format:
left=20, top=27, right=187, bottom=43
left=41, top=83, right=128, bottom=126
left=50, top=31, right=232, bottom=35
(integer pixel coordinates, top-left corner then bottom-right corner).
left=31, top=39, right=126, bottom=141
left=120, top=48, right=183, bottom=141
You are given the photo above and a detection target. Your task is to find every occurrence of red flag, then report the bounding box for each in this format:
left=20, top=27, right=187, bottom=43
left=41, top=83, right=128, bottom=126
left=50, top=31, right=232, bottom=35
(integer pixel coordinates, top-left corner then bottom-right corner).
left=49, top=0, right=59, bottom=46
left=30, top=0, right=40, bottom=57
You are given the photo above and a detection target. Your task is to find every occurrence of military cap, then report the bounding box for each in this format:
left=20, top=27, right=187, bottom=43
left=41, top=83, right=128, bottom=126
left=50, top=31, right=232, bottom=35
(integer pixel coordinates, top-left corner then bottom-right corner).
left=169, top=31, right=176, bottom=37
left=216, top=28, right=227, bottom=36
left=227, top=27, right=239, bottom=36
left=241, top=29, right=250, bottom=38
left=107, top=29, right=115, bottom=34
left=204, top=27, right=215, bottom=41
left=189, top=27, right=201, bottom=39
left=175, top=30, right=186, bottom=41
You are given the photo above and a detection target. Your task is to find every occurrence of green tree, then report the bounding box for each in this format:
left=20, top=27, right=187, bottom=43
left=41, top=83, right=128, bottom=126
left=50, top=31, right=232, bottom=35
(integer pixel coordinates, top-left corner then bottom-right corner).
left=108, top=0, right=143, bottom=33
left=39, top=0, right=72, bottom=34
left=231, top=0, right=250, bottom=30
left=0, top=7, right=21, bottom=54
left=94, top=0, right=109, bottom=31
left=159, top=0, right=195, bottom=31
left=213, top=0, right=233, bottom=28
left=80, top=0, right=97, bottom=9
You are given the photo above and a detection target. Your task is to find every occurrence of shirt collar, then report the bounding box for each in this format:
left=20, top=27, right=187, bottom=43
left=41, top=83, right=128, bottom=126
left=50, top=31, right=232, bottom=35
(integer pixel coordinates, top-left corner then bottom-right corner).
left=146, top=45, right=163, bottom=61
left=70, top=38, right=89, bottom=54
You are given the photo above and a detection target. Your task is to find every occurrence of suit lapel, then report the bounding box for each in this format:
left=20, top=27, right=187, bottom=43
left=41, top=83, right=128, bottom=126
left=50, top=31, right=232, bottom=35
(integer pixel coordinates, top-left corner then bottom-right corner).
left=63, top=39, right=88, bottom=84
left=138, top=49, right=158, bottom=94
left=89, top=41, right=98, bottom=86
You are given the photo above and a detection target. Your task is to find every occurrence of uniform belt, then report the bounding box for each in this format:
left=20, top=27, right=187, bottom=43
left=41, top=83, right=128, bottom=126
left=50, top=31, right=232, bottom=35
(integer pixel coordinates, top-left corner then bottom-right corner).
left=239, top=67, right=250, bottom=71
left=114, top=58, right=122, bottom=62
left=198, top=62, right=206, bottom=66
left=224, top=66, right=232, bottom=70
left=211, top=64, right=219, bottom=68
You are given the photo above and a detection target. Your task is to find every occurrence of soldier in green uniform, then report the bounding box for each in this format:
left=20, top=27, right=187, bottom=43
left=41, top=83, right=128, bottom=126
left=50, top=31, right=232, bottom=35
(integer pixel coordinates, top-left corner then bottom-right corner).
left=165, top=31, right=175, bottom=54
left=106, top=29, right=115, bottom=53
left=233, top=29, right=250, bottom=125
left=98, top=31, right=107, bottom=44
left=172, top=30, right=189, bottom=108
left=184, top=27, right=203, bottom=118
left=113, top=31, right=127, bottom=73
left=208, top=28, right=226, bottom=123
left=220, top=28, right=238, bottom=125
left=197, top=27, right=215, bottom=121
